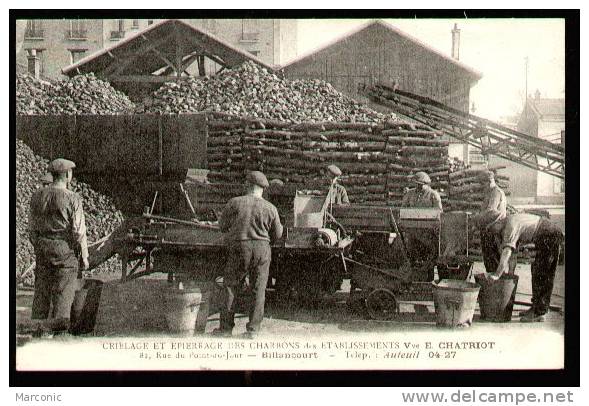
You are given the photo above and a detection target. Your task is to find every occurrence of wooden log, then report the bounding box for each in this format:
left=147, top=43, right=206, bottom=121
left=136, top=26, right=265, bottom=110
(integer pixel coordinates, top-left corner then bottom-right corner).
left=386, top=136, right=449, bottom=146
left=207, top=139, right=242, bottom=149
left=290, top=122, right=378, bottom=132
left=387, top=156, right=449, bottom=167
left=243, top=136, right=302, bottom=147
left=389, top=163, right=449, bottom=173
left=398, top=145, right=448, bottom=155
left=245, top=129, right=300, bottom=139
left=301, top=141, right=386, bottom=151
left=301, top=131, right=385, bottom=143
left=381, top=129, right=439, bottom=139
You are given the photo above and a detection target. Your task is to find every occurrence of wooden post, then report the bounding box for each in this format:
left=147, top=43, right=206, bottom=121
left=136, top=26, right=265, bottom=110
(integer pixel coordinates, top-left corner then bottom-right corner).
left=197, top=55, right=206, bottom=77
left=120, top=251, right=129, bottom=282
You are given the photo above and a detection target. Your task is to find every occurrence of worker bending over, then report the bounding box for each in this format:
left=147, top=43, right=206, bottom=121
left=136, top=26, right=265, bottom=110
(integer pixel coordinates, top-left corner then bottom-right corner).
left=215, top=171, right=283, bottom=338
left=484, top=212, right=563, bottom=322
left=28, top=159, right=89, bottom=329
left=472, top=170, right=507, bottom=274
left=401, top=172, right=442, bottom=281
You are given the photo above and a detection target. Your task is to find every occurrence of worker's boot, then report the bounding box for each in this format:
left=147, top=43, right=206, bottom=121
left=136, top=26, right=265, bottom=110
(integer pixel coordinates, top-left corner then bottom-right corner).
left=520, top=308, right=547, bottom=323
left=211, top=328, right=233, bottom=337
left=518, top=307, right=536, bottom=318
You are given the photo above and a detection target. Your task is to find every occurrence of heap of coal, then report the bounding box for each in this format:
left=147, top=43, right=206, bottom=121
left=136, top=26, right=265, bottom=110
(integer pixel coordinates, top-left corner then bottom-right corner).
left=16, top=139, right=124, bottom=286
left=143, top=61, right=398, bottom=123
left=16, top=73, right=135, bottom=115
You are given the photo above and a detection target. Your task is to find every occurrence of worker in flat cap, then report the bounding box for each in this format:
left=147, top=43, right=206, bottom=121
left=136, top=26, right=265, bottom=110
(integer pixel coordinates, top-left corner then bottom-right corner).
left=323, top=164, right=350, bottom=206
left=214, top=171, right=283, bottom=338
left=401, top=171, right=443, bottom=282
left=28, top=158, right=89, bottom=331
left=402, top=171, right=443, bottom=210
left=482, top=211, right=563, bottom=322
left=472, top=170, right=509, bottom=275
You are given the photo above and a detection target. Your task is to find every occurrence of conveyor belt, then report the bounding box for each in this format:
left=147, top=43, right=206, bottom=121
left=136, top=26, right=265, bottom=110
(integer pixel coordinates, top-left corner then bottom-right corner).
left=363, top=84, right=565, bottom=179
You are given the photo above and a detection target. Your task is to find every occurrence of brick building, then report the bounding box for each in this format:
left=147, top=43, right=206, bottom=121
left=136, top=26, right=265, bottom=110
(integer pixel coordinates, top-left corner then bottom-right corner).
left=16, top=19, right=297, bottom=80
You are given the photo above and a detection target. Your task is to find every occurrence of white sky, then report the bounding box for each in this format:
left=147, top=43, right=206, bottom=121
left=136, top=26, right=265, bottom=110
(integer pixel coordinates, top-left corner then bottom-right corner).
left=295, top=19, right=565, bottom=121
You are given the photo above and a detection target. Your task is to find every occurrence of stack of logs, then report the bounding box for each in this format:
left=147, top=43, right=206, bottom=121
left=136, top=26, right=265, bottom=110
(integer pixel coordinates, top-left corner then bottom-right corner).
left=204, top=112, right=450, bottom=206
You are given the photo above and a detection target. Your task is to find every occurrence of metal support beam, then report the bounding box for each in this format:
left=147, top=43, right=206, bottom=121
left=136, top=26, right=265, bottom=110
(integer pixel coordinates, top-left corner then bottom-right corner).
left=364, top=85, right=565, bottom=179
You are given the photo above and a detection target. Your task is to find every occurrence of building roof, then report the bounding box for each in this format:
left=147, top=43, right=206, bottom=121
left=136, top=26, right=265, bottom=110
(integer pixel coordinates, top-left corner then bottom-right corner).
left=280, top=20, right=482, bottom=81
left=528, top=98, right=565, bottom=119
left=61, top=19, right=275, bottom=77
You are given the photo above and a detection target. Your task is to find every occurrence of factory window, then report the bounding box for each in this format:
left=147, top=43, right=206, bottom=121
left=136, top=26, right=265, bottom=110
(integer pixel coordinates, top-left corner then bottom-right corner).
left=241, top=19, right=259, bottom=42
left=110, top=20, right=126, bottom=40
left=132, top=19, right=140, bottom=28
left=69, top=49, right=86, bottom=64
left=24, top=20, right=44, bottom=39
left=68, top=19, right=87, bottom=39
left=248, top=50, right=260, bottom=57
left=148, top=20, right=154, bottom=25
left=468, top=145, right=487, bottom=166
left=554, top=178, right=565, bottom=195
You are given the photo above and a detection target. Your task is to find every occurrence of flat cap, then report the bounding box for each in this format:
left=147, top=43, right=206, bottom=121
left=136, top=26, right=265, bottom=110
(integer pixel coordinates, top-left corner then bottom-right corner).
left=48, top=158, right=76, bottom=173
left=479, top=170, right=495, bottom=181
left=246, top=171, right=269, bottom=188
left=40, top=173, right=53, bottom=184
left=327, top=164, right=342, bottom=177
left=269, top=179, right=284, bottom=187
left=412, top=171, right=431, bottom=184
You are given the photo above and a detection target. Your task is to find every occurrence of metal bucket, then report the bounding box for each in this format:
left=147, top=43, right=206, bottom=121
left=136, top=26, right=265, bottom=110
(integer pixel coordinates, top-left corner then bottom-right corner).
left=69, top=279, right=104, bottom=335
left=432, top=279, right=480, bottom=328
left=475, top=274, right=519, bottom=322
left=164, top=282, right=212, bottom=335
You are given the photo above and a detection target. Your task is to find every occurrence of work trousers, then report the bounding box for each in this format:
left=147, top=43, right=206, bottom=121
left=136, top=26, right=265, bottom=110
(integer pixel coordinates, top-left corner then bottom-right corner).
left=31, top=238, right=79, bottom=321
left=220, top=240, right=271, bottom=333
left=480, top=229, right=501, bottom=274
left=31, top=258, right=78, bottom=320
left=406, top=230, right=438, bottom=281
left=531, top=219, right=564, bottom=315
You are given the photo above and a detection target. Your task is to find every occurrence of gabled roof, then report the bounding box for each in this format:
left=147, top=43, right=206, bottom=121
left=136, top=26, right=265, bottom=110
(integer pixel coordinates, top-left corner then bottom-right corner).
left=62, top=19, right=275, bottom=77
left=528, top=98, right=565, bottom=119
left=281, top=20, right=482, bottom=82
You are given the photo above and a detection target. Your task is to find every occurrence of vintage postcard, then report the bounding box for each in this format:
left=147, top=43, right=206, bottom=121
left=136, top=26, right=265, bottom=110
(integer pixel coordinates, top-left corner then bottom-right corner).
left=14, top=14, right=569, bottom=372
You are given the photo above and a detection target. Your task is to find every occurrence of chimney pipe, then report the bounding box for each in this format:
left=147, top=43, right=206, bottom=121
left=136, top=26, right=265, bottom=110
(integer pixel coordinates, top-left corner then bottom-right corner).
left=451, top=23, right=460, bottom=60
left=27, top=49, right=40, bottom=79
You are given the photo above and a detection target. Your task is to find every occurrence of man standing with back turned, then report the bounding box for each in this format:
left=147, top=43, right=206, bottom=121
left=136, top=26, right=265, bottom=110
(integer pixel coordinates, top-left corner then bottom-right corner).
left=214, top=171, right=283, bottom=338
left=28, top=158, right=89, bottom=330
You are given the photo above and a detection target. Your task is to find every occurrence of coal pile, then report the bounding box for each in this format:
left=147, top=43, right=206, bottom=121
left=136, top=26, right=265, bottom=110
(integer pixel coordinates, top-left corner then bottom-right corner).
left=16, top=73, right=135, bottom=115
left=16, top=139, right=124, bottom=286
left=144, top=61, right=398, bottom=124
left=16, top=73, right=56, bottom=115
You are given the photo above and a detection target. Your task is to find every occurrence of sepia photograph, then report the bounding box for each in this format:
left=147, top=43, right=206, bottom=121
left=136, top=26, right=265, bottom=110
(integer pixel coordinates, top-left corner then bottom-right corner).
left=11, top=10, right=577, bottom=384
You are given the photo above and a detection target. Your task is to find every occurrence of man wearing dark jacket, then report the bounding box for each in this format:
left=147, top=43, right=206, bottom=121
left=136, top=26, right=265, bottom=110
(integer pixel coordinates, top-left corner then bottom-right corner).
left=28, top=159, right=88, bottom=327
left=214, top=171, right=283, bottom=338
